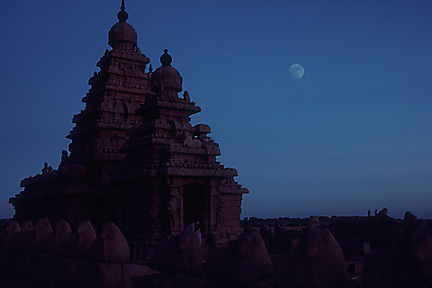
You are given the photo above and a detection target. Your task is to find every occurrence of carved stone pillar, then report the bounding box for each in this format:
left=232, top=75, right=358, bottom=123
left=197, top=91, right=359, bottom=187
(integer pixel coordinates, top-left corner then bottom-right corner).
left=167, top=179, right=183, bottom=234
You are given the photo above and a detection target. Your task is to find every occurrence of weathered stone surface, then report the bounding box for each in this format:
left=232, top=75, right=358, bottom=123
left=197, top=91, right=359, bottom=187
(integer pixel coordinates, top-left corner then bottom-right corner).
left=205, top=230, right=272, bottom=285
left=54, top=219, right=72, bottom=254
left=56, top=258, right=158, bottom=288
left=132, top=273, right=211, bottom=288
left=363, top=227, right=432, bottom=288
left=89, top=222, right=129, bottom=264
left=100, top=222, right=130, bottom=263
left=94, top=263, right=158, bottom=288
left=0, top=218, right=161, bottom=288
left=0, top=250, right=15, bottom=273
left=339, top=240, right=370, bottom=256
left=65, top=220, right=97, bottom=258
left=152, top=231, right=202, bottom=275
left=13, top=220, right=35, bottom=251
left=29, top=252, right=55, bottom=286
left=61, top=258, right=100, bottom=287
left=34, top=218, right=55, bottom=252
left=3, top=221, right=20, bottom=249
left=272, top=228, right=348, bottom=288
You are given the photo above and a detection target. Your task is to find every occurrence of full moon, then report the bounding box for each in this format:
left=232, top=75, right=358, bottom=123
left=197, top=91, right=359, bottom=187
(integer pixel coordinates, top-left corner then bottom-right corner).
left=289, top=64, right=305, bottom=79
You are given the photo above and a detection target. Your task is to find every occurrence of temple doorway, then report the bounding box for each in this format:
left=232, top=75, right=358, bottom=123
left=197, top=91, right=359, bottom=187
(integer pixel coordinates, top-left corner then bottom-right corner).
left=182, top=183, right=206, bottom=231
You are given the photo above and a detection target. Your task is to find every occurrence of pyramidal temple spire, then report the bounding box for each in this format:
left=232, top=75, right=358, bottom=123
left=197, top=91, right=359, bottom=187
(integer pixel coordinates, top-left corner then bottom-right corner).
left=117, top=0, right=128, bottom=22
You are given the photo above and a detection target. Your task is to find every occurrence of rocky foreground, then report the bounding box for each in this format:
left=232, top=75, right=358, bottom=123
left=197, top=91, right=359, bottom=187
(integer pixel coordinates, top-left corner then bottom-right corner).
left=0, top=209, right=431, bottom=288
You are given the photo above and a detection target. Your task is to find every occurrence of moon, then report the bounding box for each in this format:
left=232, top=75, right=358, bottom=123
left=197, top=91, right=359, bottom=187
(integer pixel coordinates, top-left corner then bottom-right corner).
left=289, top=64, right=305, bottom=79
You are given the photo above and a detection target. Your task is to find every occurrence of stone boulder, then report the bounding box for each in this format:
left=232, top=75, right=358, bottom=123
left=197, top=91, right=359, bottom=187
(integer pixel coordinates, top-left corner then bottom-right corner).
left=3, top=221, right=21, bottom=249
left=152, top=231, right=202, bottom=275
left=34, top=218, right=55, bottom=252
left=363, top=227, right=432, bottom=288
left=15, top=221, right=35, bottom=251
left=273, top=227, right=348, bottom=288
left=54, top=220, right=72, bottom=254
left=65, top=220, right=97, bottom=258
left=401, top=211, right=426, bottom=233
left=90, top=222, right=129, bottom=263
left=101, top=222, right=129, bottom=263
left=205, top=230, right=272, bottom=285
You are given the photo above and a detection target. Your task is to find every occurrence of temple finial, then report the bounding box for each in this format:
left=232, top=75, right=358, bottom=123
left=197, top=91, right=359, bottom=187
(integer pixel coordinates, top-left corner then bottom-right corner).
left=160, top=49, right=173, bottom=66
left=117, top=0, right=128, bottom=22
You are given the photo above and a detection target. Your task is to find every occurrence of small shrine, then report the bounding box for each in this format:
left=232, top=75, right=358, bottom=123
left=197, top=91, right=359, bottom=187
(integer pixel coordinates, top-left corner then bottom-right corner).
left=10, top=1, right=248, bottom=247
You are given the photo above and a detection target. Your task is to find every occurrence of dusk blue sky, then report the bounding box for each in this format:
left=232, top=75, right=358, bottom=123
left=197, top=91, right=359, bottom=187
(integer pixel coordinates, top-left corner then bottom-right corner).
left=1, top=0, right=432, bottom=220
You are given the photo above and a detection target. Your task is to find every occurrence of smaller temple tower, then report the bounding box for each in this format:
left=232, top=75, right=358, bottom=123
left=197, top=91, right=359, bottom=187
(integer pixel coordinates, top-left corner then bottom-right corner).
left=105, top=49, right=248, bottom=244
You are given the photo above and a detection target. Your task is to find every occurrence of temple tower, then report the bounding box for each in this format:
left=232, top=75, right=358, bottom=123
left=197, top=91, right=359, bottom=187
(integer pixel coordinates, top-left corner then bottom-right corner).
left=11, top=2, right=152, bottom=228
left=67, top=2, right=151, bottom=184
left=10, top=2, right=248, bottom=248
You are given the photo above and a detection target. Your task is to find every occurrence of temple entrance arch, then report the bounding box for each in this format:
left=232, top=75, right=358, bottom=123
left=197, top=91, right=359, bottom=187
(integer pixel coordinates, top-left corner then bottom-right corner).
left=182, top=183, right=206, bottom=231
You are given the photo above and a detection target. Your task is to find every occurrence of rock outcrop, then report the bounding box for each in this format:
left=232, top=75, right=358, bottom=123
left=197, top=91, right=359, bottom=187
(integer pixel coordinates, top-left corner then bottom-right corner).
left=273, top=228, right=348, bottom=288
left=205, top=230, right=272, bottom=285
left=152, top=231, right=202, bottom=275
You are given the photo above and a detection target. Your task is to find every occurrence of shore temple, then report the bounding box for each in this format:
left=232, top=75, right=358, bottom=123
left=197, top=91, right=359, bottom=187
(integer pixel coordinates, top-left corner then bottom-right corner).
left=10, top=1, right=248, bottom=248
